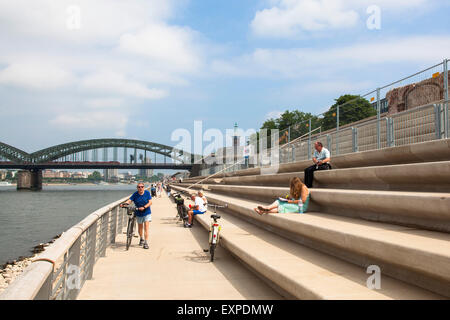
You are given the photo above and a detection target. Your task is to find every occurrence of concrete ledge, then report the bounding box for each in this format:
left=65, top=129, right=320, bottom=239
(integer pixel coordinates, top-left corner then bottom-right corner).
left=174, top=184, right=450, bottom=232
left=189, top=138, right=450, bottom=179
left=0, top=262, right=53, bottom=300
left=173, top=185, right=450, bottom=297
left=188, top=196, right=443, bottom=299
left=180, top=161, right=450, bottom=192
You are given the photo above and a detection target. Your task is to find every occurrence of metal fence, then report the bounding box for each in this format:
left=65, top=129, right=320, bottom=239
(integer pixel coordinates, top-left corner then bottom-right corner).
left=0, top=194, right=132, bottom=300
left=207, top=59, right=449, bottom=174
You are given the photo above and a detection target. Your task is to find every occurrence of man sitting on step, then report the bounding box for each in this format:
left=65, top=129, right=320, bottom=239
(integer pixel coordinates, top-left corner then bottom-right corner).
left=185, top=191, right=208, bottom=228
left=304, top=142, right=332, bottom=188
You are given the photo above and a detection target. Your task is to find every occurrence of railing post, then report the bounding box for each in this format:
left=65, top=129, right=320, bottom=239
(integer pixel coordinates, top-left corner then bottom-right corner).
left=308, top=119, right=312, bottom=160
left=288, top=126, right=291, bottom=144
left=66, top=237, right=81, bottom=300
left=352, top=127, right=358, bottom=152
left=444, top=58, right=449, bottom=138
left=390, top=117, right=395, bottom=147
left=86, top=221, right=97, bottom=280
left=110, top=207, right=118, bottom=244
left=291, top=145, right=295, bottom=163
left=386, top=118, right=394, bottom=147
left=377, top=88, right=381, bottom=149
left=326, top=134, right=331, bottom=152
left=34, top=273, right=53, bottom=300
left=434, top=104, right=443, bottom=139
left=100, top=213, right=108, bottom=257
left=336, top=105, right=340, bottom=155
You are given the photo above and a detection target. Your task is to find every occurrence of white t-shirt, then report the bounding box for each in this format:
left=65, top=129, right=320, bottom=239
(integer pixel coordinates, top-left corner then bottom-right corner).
left=195, top=196, right=207, bottom=212
left=313, top=147, right=331, bottom=161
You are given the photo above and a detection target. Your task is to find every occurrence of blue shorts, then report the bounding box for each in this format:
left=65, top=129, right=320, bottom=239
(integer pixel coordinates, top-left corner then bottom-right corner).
left=193, top=210, right=206, bottom=215
left=136, top=214, right=152, bottom=224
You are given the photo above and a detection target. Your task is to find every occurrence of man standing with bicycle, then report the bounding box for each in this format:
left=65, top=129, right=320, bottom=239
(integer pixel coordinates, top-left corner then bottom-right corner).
left=120, top=182, right=152, bottom=249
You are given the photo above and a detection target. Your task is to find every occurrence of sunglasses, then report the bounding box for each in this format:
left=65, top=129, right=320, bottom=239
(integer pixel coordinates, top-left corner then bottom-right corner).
left=137, top=186, right=144, bottom=188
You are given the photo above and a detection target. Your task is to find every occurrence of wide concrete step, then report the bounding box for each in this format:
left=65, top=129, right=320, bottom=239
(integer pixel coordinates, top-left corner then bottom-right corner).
left=187, top=138, right=450, bottom=180
left=173, top=184, right=450, bottom=232
left=189, top=200, right=443, bottom=299
left=173, top=185, right=450, bottom=297
left=180, top=161, right=450, bottom=192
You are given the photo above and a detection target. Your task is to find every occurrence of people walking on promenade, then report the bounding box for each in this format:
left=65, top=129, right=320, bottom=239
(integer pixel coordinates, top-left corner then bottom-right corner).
left=120, top=182, right=152, bottom=249
left=254, top=177, right=310, bottom=215
left=304, top=142, right=331, bottom=188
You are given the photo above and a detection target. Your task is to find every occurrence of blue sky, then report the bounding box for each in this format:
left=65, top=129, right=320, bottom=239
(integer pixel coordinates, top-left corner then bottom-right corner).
left=0, top=0, right=449, bottom=157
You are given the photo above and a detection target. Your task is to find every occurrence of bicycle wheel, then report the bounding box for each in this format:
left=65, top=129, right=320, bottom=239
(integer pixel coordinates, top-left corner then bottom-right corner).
left=209, top=243, right=216, bottom=262
left=177, top=205, right=183, bottom=221
left=126, top=217, right=135, bottom=250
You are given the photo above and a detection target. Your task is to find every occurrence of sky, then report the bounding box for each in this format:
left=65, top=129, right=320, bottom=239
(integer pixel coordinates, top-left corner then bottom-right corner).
left=0, top=0, right=449, bottom=156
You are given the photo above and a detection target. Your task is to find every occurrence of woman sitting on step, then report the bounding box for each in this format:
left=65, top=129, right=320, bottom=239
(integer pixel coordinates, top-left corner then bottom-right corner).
left=254, top=177, right=310, bottom=215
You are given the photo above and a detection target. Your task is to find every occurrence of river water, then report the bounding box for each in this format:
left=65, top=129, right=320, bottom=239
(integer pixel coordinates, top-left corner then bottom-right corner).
left=0, top=184, right=137, bottom=265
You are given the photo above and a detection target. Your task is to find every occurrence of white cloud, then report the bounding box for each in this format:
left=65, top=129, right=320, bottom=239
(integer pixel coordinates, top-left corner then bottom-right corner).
left=50, top=111, right=129, bottom=136
left=251, top=0, right=359, bottom=37
left=81, top=71, right=167, bottom=99
left=0, top=0, right=174, bottom=44
left=119, top=24, right=201, bottom=73
left=213, top=35, right=450, bottom=79
left=0, top=62, right=74, bottom=89
left=85, top=98, right=124, bottom=108
left=251, top=0, right=432, bottom=38
left=266, top=110, right=283, bottom=120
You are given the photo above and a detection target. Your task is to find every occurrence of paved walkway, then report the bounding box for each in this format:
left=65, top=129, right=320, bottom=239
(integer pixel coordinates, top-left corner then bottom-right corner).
left=77, top=192, right=282, bottom=300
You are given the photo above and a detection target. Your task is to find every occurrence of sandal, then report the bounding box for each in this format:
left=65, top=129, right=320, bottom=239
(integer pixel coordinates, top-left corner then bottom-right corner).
left=258, top=206, right=269, bottom=212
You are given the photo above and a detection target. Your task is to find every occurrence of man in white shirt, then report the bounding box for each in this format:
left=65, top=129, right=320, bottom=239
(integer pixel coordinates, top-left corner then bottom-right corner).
left=185, top=191, right=207, bottom=228
left=304, top=142, right=332, bottom=188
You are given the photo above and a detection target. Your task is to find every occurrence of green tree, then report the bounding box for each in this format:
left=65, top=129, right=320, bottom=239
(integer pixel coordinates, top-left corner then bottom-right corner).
left=322, top=95, right=376, bottom=131
left=88, top=171, right=102, bottom=181
left=261, top=110, right=321, bottom=147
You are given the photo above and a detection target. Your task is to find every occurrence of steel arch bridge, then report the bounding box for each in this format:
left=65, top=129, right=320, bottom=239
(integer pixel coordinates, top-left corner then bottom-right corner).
left=0, top=139, right=192, bottom=164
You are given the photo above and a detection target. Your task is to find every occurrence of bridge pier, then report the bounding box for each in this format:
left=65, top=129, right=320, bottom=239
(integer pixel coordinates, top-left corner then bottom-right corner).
left=17, top=169, right=42, bottom=191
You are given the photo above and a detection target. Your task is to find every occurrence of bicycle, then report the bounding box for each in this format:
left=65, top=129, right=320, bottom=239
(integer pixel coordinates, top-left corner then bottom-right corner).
left=204, top=203, right=228, bottom=262
left=173, top=193, right=189, bottom=224
left=120, top=203, right=137, bottom=250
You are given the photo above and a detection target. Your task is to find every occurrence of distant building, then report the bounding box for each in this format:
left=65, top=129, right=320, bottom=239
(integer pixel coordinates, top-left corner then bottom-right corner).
left=43, top=169, right=57, bottom=178
left=139, top=157, right=153, bottom=178
left=104, top=169, right=119, bottom=181
left=124, top=171, right=134, bottom=180
left=371, top=98, right=389, bottom=114
left=72, top=171, right=89, bottom=179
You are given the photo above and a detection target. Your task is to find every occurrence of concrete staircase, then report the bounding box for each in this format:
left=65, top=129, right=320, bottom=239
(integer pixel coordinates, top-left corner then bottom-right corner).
left=172, top=139, right=450, bottom=299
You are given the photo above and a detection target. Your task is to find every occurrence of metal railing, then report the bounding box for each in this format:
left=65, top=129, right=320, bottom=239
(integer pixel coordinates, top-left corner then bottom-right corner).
left=199, top=59, right=449, bottom=176
left=0, top=194, right=132, bottom=300
left=275, top=100, right=448, bottom=164
left=203, top=98, right=449, bottom=177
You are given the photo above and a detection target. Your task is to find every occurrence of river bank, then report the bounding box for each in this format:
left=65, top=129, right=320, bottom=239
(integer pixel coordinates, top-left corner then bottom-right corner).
left=0, top=234, right=61, bottom=294
left=0, top=184, right=136, bottom=295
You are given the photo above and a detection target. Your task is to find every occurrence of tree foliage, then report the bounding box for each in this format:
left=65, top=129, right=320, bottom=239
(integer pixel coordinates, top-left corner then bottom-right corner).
left=261, top=110, right=321, bottom=147
left=321, top=95, right=376, bottom=131
left=88, top=171, right=102, bottom=181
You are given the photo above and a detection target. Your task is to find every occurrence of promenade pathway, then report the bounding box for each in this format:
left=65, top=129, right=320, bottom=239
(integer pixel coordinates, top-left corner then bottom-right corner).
left=77, top=192, right=281, bottom=300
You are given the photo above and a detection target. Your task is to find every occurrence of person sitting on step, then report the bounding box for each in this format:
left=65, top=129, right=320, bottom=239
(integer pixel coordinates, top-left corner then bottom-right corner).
left=185, top=191, right=207, bottom=228
left=253, top=177, right=310, bottom=215
left=304, top=141, right=332, bottom=188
